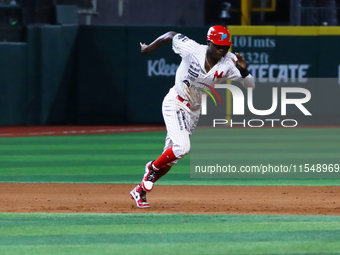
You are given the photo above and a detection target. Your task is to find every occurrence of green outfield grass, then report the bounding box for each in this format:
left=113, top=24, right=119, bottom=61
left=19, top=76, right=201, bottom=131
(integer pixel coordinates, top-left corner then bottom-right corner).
left=1, top=128, right=340, bottom=254
left=0, top=128, right=339, bottom=185
left=0, top=213, right=340, bottom=255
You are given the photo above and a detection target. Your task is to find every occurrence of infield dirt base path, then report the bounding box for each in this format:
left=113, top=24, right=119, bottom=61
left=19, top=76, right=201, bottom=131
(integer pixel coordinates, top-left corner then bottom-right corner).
left=1, top=183, right=340, bottom=215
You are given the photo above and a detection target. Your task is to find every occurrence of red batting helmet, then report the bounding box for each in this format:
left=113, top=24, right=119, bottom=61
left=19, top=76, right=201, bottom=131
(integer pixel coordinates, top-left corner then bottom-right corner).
left=207, top=25, right=232, bottom=46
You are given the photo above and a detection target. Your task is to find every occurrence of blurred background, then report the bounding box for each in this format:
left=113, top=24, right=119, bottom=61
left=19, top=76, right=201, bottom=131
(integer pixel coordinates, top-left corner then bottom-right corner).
left=0, top=0, right=340, bottom=126
left=1, top=0, right=339, bottom=28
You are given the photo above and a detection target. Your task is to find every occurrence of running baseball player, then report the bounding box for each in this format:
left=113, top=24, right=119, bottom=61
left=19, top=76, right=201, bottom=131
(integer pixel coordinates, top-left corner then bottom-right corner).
left=130, top=25, right=255, bottom=208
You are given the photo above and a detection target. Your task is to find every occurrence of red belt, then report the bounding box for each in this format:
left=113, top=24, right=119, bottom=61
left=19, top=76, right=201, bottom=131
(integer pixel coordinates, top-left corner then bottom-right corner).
left=176, top=95, right=190, bottom=108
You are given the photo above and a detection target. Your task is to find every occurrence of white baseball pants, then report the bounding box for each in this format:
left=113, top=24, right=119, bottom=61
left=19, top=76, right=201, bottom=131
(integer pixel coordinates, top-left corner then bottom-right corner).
left=161, top=88, right=200, bottom=166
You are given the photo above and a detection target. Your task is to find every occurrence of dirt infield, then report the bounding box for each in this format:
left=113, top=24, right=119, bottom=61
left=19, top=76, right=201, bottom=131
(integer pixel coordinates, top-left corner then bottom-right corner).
left=1, top=183, right=339, bottom=215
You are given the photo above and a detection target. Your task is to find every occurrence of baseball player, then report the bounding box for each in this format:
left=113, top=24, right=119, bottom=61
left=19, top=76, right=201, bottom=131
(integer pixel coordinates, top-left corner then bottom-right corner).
left=130, top=25, right=255, bottom=208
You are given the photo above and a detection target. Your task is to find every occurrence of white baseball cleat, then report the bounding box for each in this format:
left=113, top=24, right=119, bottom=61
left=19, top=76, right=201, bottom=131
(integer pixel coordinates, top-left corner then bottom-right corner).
left=130, top=185, right=150, bottom=208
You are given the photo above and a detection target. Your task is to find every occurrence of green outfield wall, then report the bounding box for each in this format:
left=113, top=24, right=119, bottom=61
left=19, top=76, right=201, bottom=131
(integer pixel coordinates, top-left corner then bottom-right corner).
left=0, top=25, right=340, bottom=126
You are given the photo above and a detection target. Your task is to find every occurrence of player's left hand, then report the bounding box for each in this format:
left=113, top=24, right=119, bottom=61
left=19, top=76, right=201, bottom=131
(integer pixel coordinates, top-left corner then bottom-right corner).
left=232, top=52, right=247, bottom=69
left=140, top=42, right=149, bottom=55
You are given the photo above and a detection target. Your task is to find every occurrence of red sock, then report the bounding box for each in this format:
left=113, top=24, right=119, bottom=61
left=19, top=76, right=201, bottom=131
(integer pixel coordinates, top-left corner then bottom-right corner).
left=154, top=165, right=172, bottom=183
left=153, top=147, right=178, bottom=169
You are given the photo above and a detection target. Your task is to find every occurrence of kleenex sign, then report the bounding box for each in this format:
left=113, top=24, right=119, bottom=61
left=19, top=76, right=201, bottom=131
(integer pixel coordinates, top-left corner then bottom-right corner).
left=147, top=58, right=179, bottom=77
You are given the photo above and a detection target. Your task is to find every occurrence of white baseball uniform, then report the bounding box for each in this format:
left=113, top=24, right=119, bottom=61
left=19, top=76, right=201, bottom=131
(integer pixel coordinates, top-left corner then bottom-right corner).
left=161, top=33, right=253, bottom=165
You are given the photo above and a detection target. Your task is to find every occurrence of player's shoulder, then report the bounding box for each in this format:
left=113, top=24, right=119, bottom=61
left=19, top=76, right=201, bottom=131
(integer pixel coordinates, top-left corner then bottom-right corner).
left=173, top=33, right=190, bottom=43
left=173, top=33, right=202, bottom=55
left=173, top=33, right=202, bottom=46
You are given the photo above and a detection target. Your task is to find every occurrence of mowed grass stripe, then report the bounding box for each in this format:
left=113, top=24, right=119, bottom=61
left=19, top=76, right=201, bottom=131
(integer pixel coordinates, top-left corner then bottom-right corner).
left=1, top=213, right=340, bottom=254
left=0, top=242, right=339, bottom=255
left=2, top=147, right=340, bottom=161
left=0, top=149, right=161, bottom=156
left=0, top=144, right=163, bottom=151
left=0, top=166, right=150, bottom=176
left=0, top=157, right=337, bottom=168
left=0, top=162, right=189, bottom=175
left=1, top=222, right=340, bottom=236
left=0, top=175, right=147, bottom=183
left=1, top=230, right=340, bottom=245
left=2, top=213, right=340, bottom=226
left=0, top=132, right=166, bottom=145
left=0, top=144, right=318, bottom=154
left=0, top=154, right=166, bottom=161
left=1, top=138, right=338, bottom=150
left=1, top=145, right=338, bottom=156
left=1, top=139, right=338, bottom=151
left=2, top=176, right=340, bottom=186
left=1, top=128, right=338, bottom=146
left=0, top=159, right=151, bottom=168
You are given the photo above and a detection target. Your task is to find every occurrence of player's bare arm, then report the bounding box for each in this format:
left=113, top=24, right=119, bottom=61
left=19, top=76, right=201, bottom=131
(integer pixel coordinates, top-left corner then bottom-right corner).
left=140, top=31, right=178, bottom=55
left=232, top=52, right=255, bottom=90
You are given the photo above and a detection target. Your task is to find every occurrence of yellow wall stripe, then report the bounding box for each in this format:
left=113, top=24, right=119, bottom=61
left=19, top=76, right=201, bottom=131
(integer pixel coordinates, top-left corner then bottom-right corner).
left=318, top=26, right=340, bottom=35
left=276, top=26, right=318, bottom=35
left=228, top=26, right=276, bottom=35
left=227, top=26, right=340, bottom=36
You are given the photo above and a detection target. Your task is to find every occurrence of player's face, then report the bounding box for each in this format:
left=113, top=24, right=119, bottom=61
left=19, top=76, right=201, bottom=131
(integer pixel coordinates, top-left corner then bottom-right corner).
left=208, top=41, right=230, bottom=61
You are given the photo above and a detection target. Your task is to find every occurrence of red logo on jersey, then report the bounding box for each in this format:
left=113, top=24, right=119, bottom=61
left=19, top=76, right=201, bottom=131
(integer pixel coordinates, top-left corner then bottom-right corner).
left=213, top=71, right=223, bottom=81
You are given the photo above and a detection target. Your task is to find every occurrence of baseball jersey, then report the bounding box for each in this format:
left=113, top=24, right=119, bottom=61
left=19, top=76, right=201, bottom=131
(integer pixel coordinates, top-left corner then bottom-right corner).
left=172, top=33, right=242, bottom=108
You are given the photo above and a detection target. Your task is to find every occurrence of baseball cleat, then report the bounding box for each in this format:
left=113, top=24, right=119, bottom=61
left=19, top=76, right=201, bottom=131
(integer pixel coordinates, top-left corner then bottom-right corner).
left=142, top=161, right=157, bottom=192
left=130, top=185, right=150, bottom=208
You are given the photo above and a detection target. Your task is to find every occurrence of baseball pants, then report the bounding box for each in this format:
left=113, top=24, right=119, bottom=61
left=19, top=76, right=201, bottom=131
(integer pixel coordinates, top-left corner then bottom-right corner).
left=161, top=88, right=200, bottom=166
